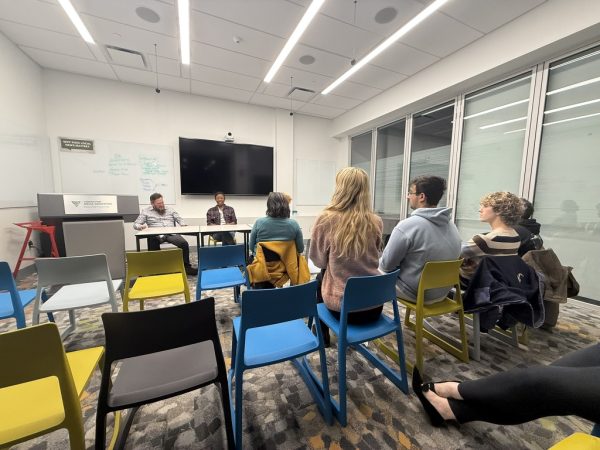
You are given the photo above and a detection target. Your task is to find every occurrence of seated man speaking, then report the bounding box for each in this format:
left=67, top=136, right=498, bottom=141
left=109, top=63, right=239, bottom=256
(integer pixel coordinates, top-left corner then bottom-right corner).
left=134, top=192, right=198, bottom=275
left=206, top=191, right=237, bottom=245
left=379, top=176, right=461, bottom=304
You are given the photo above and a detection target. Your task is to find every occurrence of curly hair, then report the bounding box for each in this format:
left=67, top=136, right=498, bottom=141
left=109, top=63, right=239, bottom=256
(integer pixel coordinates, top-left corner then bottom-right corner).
left=480, top=192, right=524, bottom=226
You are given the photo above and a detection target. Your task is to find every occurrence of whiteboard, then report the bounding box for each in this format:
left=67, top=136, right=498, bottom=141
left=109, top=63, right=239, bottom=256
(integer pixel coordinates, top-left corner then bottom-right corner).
left=59, top=140, right=175, bottom=204
left=0, top=134, right=53, bottom=208
left=296, top=159, right=336, bottom=206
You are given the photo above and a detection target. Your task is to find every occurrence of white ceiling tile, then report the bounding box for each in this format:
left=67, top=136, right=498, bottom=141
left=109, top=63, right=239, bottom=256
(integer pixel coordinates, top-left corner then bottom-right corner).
left=155, top=56, right=181, bottom=77
left=287, top=44, right=350, bottom=78
left=440, top=0, right=547, bottom=34
left=312, top=93, right=363, bottom=110
left=0, top=0, right=76, bottom=35
left=250, top=93, right=304, bottom=110
left=156, top=74, right=192, bottom=94
left=192, top=11, right=284, bottom=61
left=297, top=102, right=345, bottom=119
left=190, top=63, right=261, bottom=92
left=350, top=64, right=407, bottom=90
left=270, top=66, right=332, bottom=92
left=192, top=80, right=254, bottom=103
left=20, top=46, right=117, bottom=80
left=371, top=41, right=439, bottom=75
left=262, top=82, right=294, bottom=98
left=0, top=20, right=94, bottom=60
left=192, top=0, right=305, bottom=38
left=112, top=65, right=155, bottom=86
left=329, top=80, right=382, bottom=101
left=191, top=42, right=270, bottom=79
left=74, top=0, right=178, bottom=36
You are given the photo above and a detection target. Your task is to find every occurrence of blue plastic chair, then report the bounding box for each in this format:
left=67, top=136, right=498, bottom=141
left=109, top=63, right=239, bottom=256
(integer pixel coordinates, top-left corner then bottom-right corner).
left=0, top=261, right=50, bottom=328
left=196, top=244, right=249, bottom=302
left=228, top=280, right=332, bottom=449
left=307, top=270, right=408, bottom=426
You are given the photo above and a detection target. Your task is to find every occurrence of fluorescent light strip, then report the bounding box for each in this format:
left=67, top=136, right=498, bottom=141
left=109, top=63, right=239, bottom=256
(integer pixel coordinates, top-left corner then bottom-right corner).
left=503, top=128, right=526, bottom=135
left=178, top=0, right=190, bottom=65
left=543, top=111, right=600, bottom=127
left=546, top=76, right=600, bottom=96
left=550, top=49, right=600, bottom=71
left=322, top=0, right=448, bottom=95
left=464, top=99, right=528, bottom=120
left=479, top=116, right=527, bottom=130
left=264, top=0, right=325, bottom=83
left=57, top=0, right=94, bottom=44
left=544, top=98, right=600, bottom=115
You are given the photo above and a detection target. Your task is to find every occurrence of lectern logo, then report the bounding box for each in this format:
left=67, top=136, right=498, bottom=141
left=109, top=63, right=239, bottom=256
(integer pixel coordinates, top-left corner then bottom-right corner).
left=71, top=201, right=81, bottom=207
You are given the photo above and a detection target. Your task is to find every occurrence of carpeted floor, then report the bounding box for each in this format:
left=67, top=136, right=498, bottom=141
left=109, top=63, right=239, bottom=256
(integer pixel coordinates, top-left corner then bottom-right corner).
left=3, top=266, right=599, bottom=450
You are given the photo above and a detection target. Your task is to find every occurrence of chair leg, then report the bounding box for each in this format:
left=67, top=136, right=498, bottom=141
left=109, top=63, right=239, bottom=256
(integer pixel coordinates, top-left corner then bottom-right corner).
left=14, top=308, right=26, bottom=328
left=95, top=411, right=107, bottom=450
left=414, top=312, right=425, bottom=375
left=234, top=370, right=244, bottom=449
left=337, top=343, right=348, bottom=426
left=457, top=309, right=470, bottom=363
left=67, top=423, right=86, bottom=450
left=404, top=307, right=411, bottom=327
left=218, top=376, right=235, bottom=450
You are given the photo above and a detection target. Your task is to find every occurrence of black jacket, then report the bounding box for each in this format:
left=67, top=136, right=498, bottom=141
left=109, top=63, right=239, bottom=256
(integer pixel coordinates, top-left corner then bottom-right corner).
left=463, top=256, right=545, bottom=332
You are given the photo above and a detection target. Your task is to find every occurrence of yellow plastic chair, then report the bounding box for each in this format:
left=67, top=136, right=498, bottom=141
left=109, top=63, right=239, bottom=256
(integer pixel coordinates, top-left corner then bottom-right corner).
left=123, top=249, right=190, bottom=311
left=0, top=323, right=104, bottom=449
left=376, top=260, right=469, bottom=374
left=549, top=432, right=600, bottom=449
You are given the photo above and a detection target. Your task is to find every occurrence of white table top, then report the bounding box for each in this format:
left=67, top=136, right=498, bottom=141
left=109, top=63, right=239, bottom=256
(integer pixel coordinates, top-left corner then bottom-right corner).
left=135, top=226, right=200, bottom=237
left=199, top=224, right=252, bottom=233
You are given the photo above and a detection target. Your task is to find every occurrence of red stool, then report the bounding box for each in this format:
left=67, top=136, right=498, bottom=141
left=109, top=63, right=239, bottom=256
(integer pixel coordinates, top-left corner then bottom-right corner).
left=13, top=221, right=60, bottom=278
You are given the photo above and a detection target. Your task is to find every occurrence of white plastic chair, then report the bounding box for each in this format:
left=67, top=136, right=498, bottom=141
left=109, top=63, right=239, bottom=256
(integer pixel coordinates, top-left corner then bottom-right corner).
left=32, top=254, right=122, bottom=338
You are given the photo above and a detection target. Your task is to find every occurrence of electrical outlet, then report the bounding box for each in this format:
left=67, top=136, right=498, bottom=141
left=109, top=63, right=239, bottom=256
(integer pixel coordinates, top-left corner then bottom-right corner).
left=28, top=240, right=34, bottom=249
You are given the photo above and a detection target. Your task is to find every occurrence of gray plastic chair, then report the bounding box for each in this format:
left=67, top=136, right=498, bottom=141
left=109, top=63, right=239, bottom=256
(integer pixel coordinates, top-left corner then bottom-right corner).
left=32, top=254, right=121, bottom=338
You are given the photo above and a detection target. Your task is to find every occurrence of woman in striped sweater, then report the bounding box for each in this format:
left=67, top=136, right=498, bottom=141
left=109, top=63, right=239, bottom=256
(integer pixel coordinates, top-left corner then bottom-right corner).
left=460, top=192, right=523, bottom=285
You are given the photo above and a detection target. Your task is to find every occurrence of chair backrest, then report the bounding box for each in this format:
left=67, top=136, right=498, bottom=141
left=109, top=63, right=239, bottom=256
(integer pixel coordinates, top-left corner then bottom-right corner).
left=240, top=280, right=318, bottom=330
left=125, top=249, right=186, bottom=277
left=198, top=244, right=246, bottom=271
left=0, top=323, right=81, bottom=417
left=417, top=259, right=463, bottom=299
left=341, top=270, right=400, bottom=314
left=35, top=254, right=113, bottom=288
left=0, top=261, right=20, bottom=314
left=63, top=220, right=126, bottom=279
left=101, top=298, right=219, bottom=364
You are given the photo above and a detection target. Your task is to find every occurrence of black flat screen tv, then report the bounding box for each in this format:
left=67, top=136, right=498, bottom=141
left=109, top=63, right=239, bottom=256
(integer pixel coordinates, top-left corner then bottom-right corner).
left=179, top=137, right=274, bottom=196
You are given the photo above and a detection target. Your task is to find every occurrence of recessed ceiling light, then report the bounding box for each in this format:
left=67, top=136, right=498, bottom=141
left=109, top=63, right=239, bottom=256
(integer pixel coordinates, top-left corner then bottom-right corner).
left=374, top=7, right=398, bottom=24
left=299, top=55, right=315, bottom=65
left=177, top=0, right=190, bottom=65
left=136, top=7, right=160, bottom=23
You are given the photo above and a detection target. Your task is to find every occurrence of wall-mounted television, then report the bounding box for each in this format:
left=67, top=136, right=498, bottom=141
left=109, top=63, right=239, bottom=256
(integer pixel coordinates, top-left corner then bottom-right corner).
left=179, top=137, right=274, bottom=196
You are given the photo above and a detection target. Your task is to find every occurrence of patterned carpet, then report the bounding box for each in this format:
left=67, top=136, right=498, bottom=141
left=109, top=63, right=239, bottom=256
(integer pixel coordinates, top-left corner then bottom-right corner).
left=2, top=266, right=599, bottom=450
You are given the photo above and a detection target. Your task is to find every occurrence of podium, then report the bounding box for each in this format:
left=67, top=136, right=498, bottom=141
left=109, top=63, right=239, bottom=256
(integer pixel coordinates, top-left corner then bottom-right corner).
left=37, top=193, right=139, bottom=256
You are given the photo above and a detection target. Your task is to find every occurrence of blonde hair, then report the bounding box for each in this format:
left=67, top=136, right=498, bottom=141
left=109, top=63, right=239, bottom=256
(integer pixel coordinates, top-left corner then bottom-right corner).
left=321, top=167, right=379, bottom=258
left=283, top=193, right=292, bottom=204
left=480, top=192, right=524, bottom=226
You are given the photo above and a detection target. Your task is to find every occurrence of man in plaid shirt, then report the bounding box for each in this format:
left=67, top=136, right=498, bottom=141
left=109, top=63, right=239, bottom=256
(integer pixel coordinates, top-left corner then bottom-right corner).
left=134, top=192, right=198, bottom=275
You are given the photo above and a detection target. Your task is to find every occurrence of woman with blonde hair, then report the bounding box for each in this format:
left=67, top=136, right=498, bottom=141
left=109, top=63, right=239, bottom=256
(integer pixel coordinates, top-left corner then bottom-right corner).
left=309, top=167, right=383, bottom=343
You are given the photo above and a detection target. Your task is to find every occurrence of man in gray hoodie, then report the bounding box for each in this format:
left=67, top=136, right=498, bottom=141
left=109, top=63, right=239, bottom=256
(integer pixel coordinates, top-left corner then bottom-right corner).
left=379, top=176, right=461, bottom=304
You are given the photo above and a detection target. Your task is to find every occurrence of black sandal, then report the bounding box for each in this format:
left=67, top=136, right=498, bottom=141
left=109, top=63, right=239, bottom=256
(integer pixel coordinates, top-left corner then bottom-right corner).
left=412, top=368, right=445, bottom=427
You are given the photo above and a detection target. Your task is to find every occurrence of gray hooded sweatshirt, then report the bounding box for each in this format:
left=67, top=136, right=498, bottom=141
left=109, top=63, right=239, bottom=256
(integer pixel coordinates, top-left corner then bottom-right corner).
left=379, top=207, right=461, bottom=304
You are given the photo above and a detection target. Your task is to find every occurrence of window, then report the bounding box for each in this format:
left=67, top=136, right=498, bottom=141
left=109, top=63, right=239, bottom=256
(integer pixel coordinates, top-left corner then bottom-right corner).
left=350, top=131, right=372, bottom=173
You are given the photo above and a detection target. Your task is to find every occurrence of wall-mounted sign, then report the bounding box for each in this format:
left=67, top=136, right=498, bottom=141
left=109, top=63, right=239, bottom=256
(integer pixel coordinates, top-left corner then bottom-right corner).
left=60, top=137, right=95, bottom=153
left=63, top=194, right=118, bottom=215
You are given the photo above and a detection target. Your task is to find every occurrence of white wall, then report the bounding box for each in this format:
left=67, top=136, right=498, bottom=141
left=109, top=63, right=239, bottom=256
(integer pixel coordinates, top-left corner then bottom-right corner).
left=42, top=71, right=345, bottom=248
left=332, top=0, right=600, bottom=137
left=0, top=32, right=46, bottom=270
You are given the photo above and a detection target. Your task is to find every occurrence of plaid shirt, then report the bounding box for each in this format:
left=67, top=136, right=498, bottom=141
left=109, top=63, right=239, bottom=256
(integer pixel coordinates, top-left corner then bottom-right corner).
left=134, top=206, right=186, bottom=230
left=206, top=205, right=237, bottom=225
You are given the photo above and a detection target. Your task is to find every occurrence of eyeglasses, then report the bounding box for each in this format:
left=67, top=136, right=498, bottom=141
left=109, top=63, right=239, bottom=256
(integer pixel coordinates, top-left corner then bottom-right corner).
left=407, top=191, right=419, bottom=196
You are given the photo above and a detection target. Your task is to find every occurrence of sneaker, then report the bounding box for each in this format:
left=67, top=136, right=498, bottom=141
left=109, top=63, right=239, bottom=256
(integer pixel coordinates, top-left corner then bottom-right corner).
left=185, top=265, right=198, bottom=276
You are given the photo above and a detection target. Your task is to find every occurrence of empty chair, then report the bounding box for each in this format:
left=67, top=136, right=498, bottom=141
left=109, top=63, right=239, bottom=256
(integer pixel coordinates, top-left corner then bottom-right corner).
left=309, top=270, right=409, bottom=426
left=0, top=261, right=44, bottom=328
left=377, top=260, right=469, bottom=374
left=0, top=323, right=104, bottom=449
left=95, top=298, right=234, bottom=450
left=32, top=254, right=121, bottom=338
left=229, top=280, right=332, bottom=448
left=123, top=249, right=190, bottom=311
left=196, top=244, right=248, bottom=302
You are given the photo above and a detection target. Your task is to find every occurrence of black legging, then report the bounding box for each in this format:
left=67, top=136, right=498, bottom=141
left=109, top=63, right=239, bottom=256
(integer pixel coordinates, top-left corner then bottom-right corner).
left=449, top=343, right=600, bottom=425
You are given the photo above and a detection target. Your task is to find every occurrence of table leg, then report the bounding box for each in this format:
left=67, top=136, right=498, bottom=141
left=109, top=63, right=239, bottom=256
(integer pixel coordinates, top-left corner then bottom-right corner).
left=136, top=237, right=141, bottom=252
left=244, top=232, right=249, bottom=262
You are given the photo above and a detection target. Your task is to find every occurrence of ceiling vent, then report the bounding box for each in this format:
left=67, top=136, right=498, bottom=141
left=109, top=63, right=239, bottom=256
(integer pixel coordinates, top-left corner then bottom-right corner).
left=287, top=86, right=316, bottom=102
left=105, top=45, right=149, bottom=70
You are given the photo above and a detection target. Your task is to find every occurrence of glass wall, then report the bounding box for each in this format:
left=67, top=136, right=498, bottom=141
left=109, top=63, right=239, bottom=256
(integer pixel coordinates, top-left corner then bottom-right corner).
left=532, top=47, right=600, bottom=299
left=374, top=120, right=406, bottom=238
left=455, top=74, right=532, bottom=239
left=409, top=102, right=454, bottom=207
left=350, top=131, right=372, bottom=173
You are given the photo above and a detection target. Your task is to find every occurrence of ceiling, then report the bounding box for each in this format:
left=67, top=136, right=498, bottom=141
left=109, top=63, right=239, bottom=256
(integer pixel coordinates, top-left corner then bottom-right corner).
left=0, top=0, right=548, bottom=119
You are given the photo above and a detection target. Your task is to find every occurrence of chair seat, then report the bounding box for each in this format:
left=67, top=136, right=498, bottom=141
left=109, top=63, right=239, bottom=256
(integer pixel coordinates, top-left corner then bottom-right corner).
left=200, top=267, right=246, bottom=290
left=66, top=346, right=105, bottom=395
left=398, top=297, right=462, bottom=317
left=128, top=274, right=185, bottom=299
left=549, top=432, right=600, bottom=449
left=0, top=288, right=36, bottom=317
left=40, top=280, right=122, bottom=312
left=317, top=303, right=398, bottom=345
left=108, top=341, right=218, bottom=408
left=233, top=317, right=318, bottom=367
